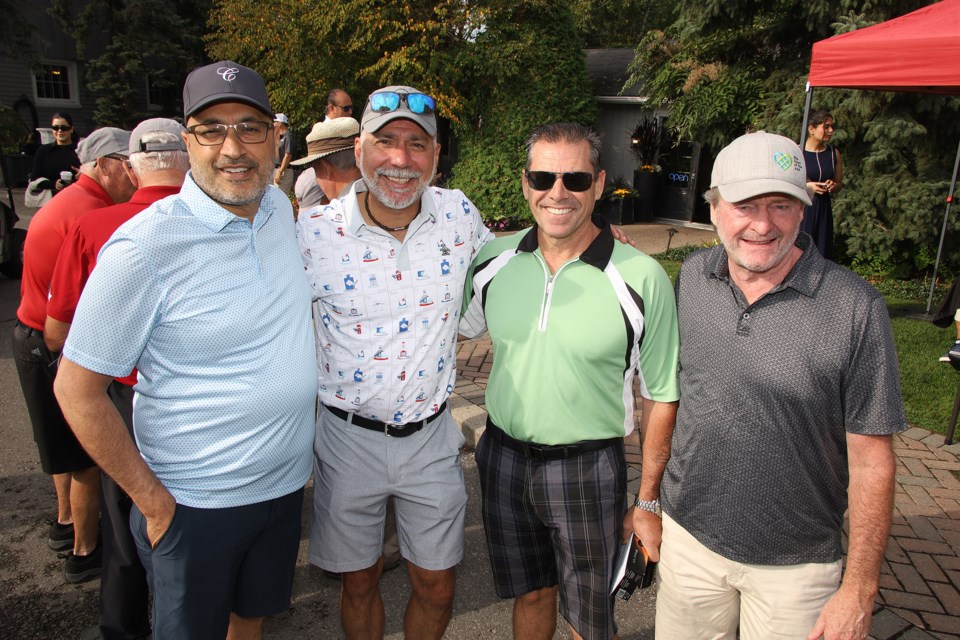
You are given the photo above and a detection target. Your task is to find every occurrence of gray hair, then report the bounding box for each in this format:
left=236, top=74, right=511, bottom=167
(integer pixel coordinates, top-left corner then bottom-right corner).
left=128, top=131, right=189, bottom=174
left=524, top=122, right=603, bottom=174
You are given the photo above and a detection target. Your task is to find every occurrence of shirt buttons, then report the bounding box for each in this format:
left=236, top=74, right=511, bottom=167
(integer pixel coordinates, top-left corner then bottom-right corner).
left=742, top=312, right=750, bottom=319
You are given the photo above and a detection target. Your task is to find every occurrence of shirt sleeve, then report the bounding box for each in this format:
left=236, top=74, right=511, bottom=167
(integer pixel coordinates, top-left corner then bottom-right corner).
left=46, top=221, right=91, bottom=323
left=843, top=290, right=908, bottom=435
left=62, top=236, right=163, bottom=378
left=634, top=258, right=681, bottom=403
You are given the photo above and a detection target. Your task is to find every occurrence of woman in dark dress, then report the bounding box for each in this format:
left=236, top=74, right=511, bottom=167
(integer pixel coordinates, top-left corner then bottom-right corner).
left=30, top=112, right=80, bottom=193
left=802, top=110, right=843, bottom=260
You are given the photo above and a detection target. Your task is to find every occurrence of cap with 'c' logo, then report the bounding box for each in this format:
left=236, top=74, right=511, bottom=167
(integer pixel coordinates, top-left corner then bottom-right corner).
left=182, top=60, right=273, bottom=121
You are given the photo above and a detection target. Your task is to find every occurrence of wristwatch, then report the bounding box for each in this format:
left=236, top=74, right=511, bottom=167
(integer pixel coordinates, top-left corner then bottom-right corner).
left=633, top=496, right=661, bottom=517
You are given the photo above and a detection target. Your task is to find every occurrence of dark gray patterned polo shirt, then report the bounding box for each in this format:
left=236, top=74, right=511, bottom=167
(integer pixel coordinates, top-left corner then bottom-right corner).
left=662, top=233, right=907, bottom=565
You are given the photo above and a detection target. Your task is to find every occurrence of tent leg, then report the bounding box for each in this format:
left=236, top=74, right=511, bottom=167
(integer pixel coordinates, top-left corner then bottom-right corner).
left=800, top=84, right=813, bottom=147
left=925, top=136, right=960, bottom=314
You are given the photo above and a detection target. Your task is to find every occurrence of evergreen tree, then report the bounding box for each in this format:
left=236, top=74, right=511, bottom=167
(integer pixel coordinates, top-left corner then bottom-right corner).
left=50, top=0, right=210, bottom=127
left=627, top=0, right=960, bottom=275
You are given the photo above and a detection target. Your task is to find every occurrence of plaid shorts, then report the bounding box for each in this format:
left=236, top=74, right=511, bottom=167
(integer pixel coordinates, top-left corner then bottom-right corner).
left=475, top=421, right=627, bottom=640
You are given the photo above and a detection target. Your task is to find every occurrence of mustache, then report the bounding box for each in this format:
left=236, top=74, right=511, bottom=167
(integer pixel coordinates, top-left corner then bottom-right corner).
left=214, top=158, right=257, bottom=170
left=375, top=168, right=422, bottom=180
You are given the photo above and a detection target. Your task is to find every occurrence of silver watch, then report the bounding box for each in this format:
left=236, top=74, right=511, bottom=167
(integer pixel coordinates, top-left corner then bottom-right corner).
left=633, top=497, right=661, bottom=517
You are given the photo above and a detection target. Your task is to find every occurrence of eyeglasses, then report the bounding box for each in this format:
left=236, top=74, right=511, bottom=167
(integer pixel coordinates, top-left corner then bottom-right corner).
left=337, top=104, right=354, bottom=112
left=368, top=92, right=436, bottom=115
left=821, top=124, right=837, bottom=130
left=186, top=121, right=272, bottom=146
left=524, top=170, right=597, bottom=192
left=51, top=125, right=72, bottom=132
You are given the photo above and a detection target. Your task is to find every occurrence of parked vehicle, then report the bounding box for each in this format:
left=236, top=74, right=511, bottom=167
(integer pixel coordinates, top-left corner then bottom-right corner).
left=1, top=160, right=25, bottom=279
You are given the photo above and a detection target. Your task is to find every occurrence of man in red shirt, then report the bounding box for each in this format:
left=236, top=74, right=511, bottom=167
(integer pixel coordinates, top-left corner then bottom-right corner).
left=46, top=118, right=187, bottom=639
left=12, top=127, right=134, bottom=584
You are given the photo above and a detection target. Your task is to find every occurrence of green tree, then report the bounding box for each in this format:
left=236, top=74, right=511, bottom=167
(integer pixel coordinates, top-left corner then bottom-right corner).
left=207, top=0, right=598, bottom=225
left=50, top=0, right=210, bottom=127
left=207, top=0, right=471, bottom=134
left=627, top=0, right=960, bottom=275
left=0, top=0, right=38, bottom=66
left=569, top=0, right=677, bottom=48
left=449, top=0, right=598, bottom=222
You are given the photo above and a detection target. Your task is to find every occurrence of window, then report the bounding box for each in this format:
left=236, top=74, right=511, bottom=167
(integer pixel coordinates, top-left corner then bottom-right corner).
left=34, top=61, right=79, bottom=106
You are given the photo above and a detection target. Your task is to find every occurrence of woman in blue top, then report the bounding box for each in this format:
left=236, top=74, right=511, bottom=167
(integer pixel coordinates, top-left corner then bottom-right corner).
left=802, top=110, right=843, bottom=260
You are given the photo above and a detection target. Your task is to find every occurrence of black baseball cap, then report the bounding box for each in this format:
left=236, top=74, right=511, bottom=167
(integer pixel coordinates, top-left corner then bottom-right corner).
left=182, top=61, right=273, bottom=121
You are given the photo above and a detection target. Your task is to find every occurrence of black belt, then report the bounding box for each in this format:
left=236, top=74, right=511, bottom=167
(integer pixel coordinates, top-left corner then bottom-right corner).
left=325, top=402, right=447, bottom=438
left=14, top=319, right=41, bottom=338
left=485, top=417, right=621, bottom=461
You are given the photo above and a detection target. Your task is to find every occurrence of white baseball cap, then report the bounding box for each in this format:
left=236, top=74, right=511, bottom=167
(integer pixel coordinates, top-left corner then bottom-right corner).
left=274, top=113, right=289, bottom=125
left=710, top=131, right=812, bottom=206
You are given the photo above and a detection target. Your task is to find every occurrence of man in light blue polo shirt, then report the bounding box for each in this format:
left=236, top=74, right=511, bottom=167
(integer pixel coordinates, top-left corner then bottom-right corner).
left=54, top=61, right=316, bottom=640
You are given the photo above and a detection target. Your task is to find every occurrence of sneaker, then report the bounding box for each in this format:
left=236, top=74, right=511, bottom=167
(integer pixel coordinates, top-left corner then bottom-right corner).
left=64, top=543, right=102, bottom=584
left=940, top=340, right=960, bottom=363
left=48, top=521, right=74, bottom=551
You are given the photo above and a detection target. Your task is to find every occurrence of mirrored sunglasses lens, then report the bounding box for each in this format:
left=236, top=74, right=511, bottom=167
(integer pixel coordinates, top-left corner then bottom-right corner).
left=370, top=92, right=400, bottom=113
left=406, top=94, right=435, bottom=114
left=562, top=172, right=594, bottom=192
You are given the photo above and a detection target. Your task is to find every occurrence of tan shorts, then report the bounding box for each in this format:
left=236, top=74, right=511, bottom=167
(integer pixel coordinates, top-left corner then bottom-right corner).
left=655, top=512, right=842, bottom=640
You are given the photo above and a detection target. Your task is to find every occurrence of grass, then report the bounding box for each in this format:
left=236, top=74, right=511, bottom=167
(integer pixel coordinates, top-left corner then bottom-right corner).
left=656, top=255, right=956, bottom=436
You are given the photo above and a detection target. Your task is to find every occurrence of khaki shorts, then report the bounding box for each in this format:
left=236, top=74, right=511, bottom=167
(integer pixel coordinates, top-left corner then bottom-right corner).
left=656, top=513, right=842, bottom=640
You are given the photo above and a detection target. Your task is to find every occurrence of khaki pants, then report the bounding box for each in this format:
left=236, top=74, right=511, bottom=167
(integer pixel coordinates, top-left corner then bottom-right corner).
left=655, top=513, right=842, bottom=640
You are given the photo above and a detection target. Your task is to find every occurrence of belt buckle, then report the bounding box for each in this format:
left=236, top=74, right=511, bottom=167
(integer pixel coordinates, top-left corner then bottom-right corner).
left=384, top=423, right=395, bottom=437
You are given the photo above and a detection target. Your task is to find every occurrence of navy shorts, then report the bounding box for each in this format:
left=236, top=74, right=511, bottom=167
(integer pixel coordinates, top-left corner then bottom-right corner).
left=131, top=488, right=304, bottom=640
left=475, top=423, right=627, bottom=640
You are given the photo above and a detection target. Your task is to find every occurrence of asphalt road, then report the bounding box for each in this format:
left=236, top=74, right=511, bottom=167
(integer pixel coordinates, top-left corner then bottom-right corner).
left=0, top=265, right=657, bottom=639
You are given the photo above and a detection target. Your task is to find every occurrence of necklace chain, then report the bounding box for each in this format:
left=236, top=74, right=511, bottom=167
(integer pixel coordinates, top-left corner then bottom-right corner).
left=363, top=192, right=412, bottom=232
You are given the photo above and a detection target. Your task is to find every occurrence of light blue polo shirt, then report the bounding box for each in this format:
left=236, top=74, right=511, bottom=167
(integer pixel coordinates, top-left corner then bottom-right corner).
left=64, top=176, right=317, bottom=508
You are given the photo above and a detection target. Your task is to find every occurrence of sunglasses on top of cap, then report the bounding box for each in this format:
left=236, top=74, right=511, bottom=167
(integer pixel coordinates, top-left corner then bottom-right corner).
left=369, top=91, right=436, bottom=115
left=524, top=170, right=596, bottom=193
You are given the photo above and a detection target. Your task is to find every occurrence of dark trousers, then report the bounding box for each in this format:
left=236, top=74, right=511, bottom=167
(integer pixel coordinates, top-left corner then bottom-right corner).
left=100, top=381, right=150, bottom=639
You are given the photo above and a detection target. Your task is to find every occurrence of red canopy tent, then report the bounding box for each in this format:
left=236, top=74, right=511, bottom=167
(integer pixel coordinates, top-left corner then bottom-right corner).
left=801, top=0, right=960, bottom=313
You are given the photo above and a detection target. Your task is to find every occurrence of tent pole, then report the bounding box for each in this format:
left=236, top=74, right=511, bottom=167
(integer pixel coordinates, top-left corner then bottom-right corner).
left=925, top=136, right=960, bottom=314
left=800, top=83, right=813, bottom=146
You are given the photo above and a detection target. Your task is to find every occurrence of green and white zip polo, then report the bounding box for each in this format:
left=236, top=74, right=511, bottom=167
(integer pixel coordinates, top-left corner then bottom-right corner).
left=461, top=219, right=679, bottom=445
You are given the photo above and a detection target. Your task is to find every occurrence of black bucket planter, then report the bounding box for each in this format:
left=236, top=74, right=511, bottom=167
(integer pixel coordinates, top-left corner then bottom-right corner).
left=633, top=170, right=659, bottom=222
left=598, top=197, right=635, bottom=225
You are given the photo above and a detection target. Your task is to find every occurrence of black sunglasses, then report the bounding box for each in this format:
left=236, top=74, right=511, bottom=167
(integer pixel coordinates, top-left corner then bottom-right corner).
left=338, top=104, right=354, bottom=112
left=525, top=170, right=596, bottom=192
left=51, top=125, right=73, bottom=132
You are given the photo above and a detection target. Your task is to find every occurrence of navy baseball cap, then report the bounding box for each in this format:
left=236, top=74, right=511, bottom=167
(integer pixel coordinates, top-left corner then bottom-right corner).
left=182, top=61, right=273, bottom=121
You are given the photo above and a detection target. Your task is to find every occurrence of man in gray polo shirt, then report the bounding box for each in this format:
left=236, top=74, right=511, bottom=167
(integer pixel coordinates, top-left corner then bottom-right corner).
left=657, top=132, right=906, bottom=640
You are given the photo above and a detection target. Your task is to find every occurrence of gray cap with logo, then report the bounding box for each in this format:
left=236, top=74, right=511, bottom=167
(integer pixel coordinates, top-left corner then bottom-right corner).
left=710, top=131, right=812, bottom=206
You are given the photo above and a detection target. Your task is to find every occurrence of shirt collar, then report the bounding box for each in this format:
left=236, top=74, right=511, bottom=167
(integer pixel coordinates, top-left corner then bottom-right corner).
left=344, top=180, right=437, bottom=236
left=180, top=172, right=277, bottom=232
left=707, top=232, right=824, bottom=297
left=515, top=215, right=615, bottom=271
left=75, top=173, right=115, bottom=206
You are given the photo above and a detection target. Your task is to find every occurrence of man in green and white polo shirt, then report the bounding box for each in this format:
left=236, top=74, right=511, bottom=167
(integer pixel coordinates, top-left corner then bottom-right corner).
left=461, top=122, right=679, bottom=640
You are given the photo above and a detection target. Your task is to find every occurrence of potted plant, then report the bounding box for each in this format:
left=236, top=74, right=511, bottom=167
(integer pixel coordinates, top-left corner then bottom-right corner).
left=630, top=117, right=665, bottom=222
left=598, top=177, right=638, bottom=225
